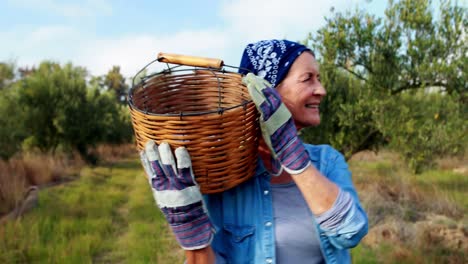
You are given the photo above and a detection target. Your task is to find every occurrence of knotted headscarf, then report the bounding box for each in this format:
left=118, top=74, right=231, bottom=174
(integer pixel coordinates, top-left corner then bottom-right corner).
left=239, top=39, right=312, bottom=87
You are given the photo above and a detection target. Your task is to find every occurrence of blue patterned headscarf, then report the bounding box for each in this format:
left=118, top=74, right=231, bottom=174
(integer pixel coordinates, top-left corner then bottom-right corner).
left=238, top=39, right=312, bottom=87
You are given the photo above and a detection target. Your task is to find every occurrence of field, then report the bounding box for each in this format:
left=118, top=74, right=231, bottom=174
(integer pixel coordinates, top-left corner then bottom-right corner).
left=350, top=151, right=467, bottom=264
left=0, top=158, right=185, bottom=263
left=0, top=150, right=466, bottom=263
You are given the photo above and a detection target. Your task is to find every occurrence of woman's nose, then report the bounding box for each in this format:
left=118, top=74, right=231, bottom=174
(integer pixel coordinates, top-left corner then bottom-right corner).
left=313, top=83, right=326, bottom=97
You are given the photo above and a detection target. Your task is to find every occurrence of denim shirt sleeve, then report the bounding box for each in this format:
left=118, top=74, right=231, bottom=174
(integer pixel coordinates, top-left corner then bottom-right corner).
left=310, top=145, right=368, bottom=250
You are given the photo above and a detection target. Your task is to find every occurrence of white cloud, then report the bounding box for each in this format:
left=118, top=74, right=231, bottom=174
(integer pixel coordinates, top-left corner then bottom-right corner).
left=1, top=26, right=233, bottom=78
left=0, top=25, right=81, bottom=69
left=1, top=0, right=371, bottom=78
left=7, top=0, right=112, bottom=17
left=76, top=30, right=232, bottom=78
left=220, top=0, right=351, bottom=41
left=29, top=25, right=78, bottom=44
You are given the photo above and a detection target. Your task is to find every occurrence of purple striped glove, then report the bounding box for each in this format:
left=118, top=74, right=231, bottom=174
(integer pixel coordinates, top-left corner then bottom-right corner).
left=243, top=73, right=311, bottom=175
left=140, top=140, right=213, bottom=250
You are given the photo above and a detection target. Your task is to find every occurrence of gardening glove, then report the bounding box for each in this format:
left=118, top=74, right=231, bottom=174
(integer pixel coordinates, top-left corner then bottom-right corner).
left=243, top=73, right=311, bottom=175
left=269, top=155, right=283, bottom=176
left=140, top=140, right=214, bottom=250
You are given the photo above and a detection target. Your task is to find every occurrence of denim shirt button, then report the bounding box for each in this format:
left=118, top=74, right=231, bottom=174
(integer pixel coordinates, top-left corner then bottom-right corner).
left=265, top=258, right=273, bottom=263
left=265, top=221, right=272, bottom=227
left=263, top=190, right=269, bottom=195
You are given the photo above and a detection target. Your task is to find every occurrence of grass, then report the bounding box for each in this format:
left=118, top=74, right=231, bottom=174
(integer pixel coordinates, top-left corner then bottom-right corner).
left=416, top=169, right=468, bottom=211
left=0, top=157, right=184, bottom=264
left=349, top=150, right=467, bottom=264
left=1, top=148, right=466, bottom=263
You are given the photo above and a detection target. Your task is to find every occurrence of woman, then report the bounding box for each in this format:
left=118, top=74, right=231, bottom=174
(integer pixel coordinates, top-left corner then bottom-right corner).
left=141, top=39, right=368, bottom=264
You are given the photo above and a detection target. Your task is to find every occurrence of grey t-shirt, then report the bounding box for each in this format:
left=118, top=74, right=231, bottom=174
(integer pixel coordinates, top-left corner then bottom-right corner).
left=271, top=181, right=325, bottom=264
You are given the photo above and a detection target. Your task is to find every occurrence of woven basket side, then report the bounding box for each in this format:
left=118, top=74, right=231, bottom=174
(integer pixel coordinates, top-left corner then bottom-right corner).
left=132, top=71, right=248, bottom=115
left=129, top=69, right=259, bottom=194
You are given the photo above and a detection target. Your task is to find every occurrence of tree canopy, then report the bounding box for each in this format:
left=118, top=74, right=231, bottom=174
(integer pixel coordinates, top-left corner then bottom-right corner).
left=301, top=0, right=467, bottom=172
left=0, top=62, right=133, bottom=162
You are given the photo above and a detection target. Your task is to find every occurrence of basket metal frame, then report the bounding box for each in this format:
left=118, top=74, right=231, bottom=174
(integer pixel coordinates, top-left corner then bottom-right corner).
left=128, top=60, right=252, bottom=117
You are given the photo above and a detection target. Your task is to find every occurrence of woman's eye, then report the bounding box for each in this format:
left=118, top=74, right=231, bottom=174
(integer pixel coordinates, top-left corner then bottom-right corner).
left=301, top=75, right=312, bottom=82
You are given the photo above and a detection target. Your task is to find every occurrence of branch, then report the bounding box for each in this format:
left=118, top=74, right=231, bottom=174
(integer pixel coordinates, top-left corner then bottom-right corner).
left=391, top=80, right=447, bottom=94
left=337, top=64, right=368, bottom=82
left=355, top=61, right=374, bottom=75
left=345, top=129, right=381, bottom=160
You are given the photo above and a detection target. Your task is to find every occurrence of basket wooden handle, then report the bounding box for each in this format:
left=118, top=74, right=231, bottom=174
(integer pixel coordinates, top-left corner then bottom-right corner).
left=157, top=52, right=224, bottom=69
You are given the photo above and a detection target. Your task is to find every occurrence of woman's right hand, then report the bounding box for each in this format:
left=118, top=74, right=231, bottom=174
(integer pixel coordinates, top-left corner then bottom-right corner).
left=140, top=140, right=214, bottom=250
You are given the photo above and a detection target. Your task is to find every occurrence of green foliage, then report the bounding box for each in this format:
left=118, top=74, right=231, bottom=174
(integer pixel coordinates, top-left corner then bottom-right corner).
left=17, top=62, right=90, bottom=154
left=302, top=0, right=467, bottom=171
left=0, top=61, right=133, bottom=161
left=0, top=63, right=22, bottom=159
left=375, top=92, right=467, bottom=173
left=0, top=88, right=26, bottom=159
left=86, top=88, right=133, bottom=144
left=104, top=66, right=128, bottom=103
left=0, top=62, right=15, bottom=89
left=301, top=70, right=385, bottom=159
left=309, top=0, right=466, bottom=96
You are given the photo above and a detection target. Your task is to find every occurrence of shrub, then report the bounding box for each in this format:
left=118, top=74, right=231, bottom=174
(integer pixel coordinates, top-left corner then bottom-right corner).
left=375, top=92, right=467, bottom=173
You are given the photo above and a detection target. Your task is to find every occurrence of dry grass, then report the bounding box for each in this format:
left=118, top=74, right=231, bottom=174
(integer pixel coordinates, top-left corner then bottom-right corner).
left=90, top=143, right=138, bottom=164
left=351, top=150, right=464, bottom=224
left=0, top=144, right=137, bottom=218
left=350, top=150, right=467, bottom=263
left=0, top=152, right=84, bottom=216
left=435, top=148, right=468, bottom=173
left=359, top=215, right=467, bottom=264
left=20, top=152, right=84, bottom=185
left=0, top=160, right=28, bottom=215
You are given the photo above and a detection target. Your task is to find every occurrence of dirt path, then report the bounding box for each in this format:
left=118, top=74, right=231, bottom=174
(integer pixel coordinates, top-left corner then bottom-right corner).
left=90, top=159, right=185, bottom=263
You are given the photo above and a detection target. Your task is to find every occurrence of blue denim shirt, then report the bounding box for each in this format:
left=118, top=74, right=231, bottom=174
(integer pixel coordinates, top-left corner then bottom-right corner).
left=203, top=144, right=368, bottom=264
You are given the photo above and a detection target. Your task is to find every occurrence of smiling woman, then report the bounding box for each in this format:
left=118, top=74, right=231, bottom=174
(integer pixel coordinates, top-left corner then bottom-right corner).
left=275, top=51, right=326, bottom=130
left=138, top=39, right=368, bottom=264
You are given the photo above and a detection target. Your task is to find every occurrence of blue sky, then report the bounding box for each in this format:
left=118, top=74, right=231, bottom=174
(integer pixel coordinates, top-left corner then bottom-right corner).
left=1, top=0, right=388, bottom=78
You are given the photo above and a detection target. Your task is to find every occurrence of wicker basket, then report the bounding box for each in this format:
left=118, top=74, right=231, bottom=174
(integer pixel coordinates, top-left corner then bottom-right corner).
left=128, top=53, right=259, bottom=194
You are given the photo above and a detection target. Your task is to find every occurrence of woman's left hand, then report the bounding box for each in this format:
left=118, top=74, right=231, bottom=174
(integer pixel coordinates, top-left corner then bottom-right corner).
left=243, top=73, right=311, bottom=175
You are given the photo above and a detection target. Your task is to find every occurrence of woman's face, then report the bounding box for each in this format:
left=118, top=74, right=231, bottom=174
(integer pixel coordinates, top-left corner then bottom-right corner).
left=276, top=51, right=326, bottom=130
